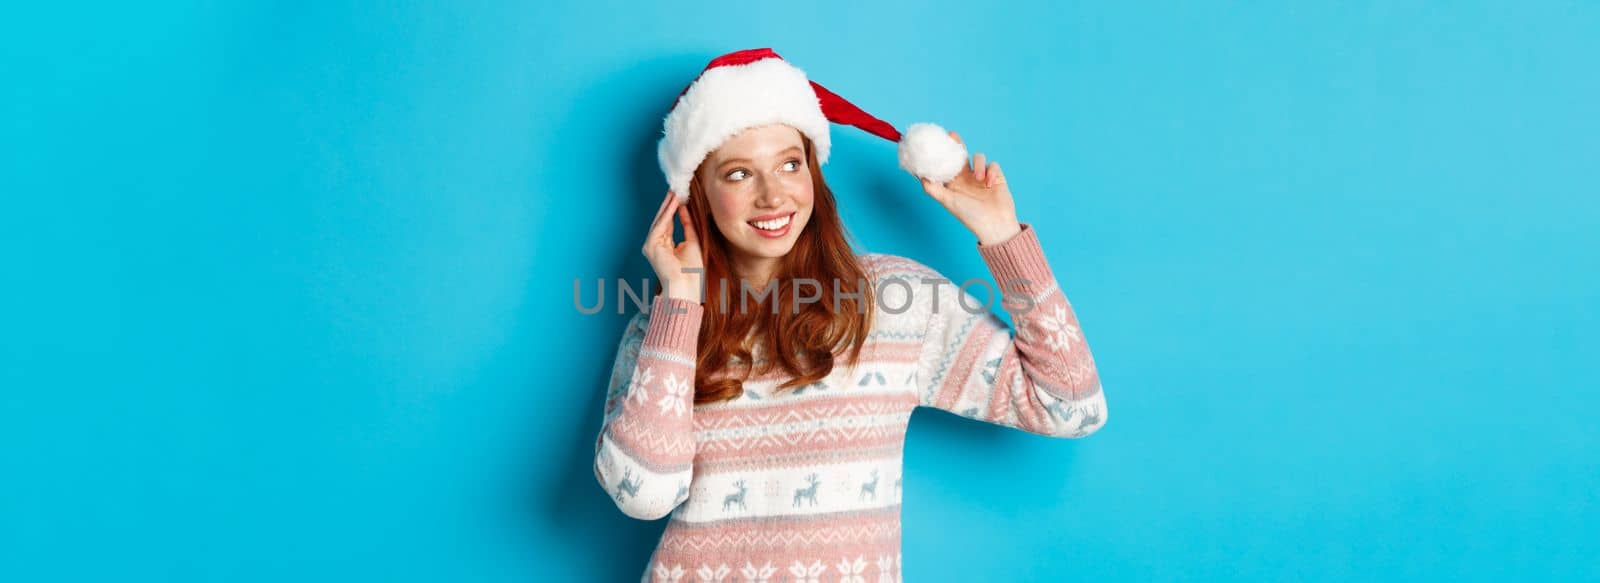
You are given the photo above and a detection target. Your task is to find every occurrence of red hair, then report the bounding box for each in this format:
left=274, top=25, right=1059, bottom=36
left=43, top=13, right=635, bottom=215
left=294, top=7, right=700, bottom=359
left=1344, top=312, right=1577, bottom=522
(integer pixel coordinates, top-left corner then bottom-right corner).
left=657, top=134, right=876, bottom=404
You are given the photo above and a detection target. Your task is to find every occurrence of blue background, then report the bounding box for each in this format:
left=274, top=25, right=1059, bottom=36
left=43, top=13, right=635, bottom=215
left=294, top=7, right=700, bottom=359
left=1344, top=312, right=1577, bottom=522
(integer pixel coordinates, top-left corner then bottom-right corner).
left=4, top=2, right=1597, bottom=581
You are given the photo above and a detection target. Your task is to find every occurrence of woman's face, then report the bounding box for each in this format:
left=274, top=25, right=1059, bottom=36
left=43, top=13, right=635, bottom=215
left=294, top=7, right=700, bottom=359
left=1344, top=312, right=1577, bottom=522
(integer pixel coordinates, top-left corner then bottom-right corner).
left=696, top=124, right=815, bottom=274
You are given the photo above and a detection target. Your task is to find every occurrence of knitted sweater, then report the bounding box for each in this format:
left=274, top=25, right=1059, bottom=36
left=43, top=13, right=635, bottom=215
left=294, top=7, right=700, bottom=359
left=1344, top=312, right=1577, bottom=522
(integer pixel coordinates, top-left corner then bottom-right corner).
left=593, top=223, right=1107, bottom=583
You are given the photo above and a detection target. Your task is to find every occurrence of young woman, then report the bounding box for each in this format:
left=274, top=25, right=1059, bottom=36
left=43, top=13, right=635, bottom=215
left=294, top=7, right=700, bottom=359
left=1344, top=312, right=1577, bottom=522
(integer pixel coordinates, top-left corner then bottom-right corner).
left=594, top=49, right=1107, bottom=583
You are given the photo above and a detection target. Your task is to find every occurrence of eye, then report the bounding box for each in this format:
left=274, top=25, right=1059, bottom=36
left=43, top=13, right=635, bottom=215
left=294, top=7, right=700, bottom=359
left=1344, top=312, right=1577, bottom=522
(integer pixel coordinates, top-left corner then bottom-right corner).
left=782, top=158, right=802, bottom=172
left=725, top=168, right=750, bottom=181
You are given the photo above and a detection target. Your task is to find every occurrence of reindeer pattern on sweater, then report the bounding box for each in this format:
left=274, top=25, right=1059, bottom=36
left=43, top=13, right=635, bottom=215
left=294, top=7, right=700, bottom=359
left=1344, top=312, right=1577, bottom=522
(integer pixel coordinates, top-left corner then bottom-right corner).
left=592, top=224, right=1107, bottom=582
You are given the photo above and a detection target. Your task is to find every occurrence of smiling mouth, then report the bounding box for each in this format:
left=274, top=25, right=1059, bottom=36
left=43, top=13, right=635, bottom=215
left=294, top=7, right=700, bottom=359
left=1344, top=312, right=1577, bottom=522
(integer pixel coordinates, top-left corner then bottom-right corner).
left=747, top=212, right=795, bottom=232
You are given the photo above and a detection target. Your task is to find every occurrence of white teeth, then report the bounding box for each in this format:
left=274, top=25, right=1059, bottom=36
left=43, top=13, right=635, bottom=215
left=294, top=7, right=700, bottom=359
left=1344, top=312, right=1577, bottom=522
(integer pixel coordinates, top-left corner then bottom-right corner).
left=750, top=214, right=791, bottom=231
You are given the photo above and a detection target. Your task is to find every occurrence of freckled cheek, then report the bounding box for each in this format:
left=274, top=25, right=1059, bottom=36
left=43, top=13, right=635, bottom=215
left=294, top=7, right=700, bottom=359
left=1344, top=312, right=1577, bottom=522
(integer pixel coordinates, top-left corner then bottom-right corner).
left=705, top=186, right=742, bottom=217
left=779, top=175, right=814, bottom=202
left=706, top=190, right=752, bottom=234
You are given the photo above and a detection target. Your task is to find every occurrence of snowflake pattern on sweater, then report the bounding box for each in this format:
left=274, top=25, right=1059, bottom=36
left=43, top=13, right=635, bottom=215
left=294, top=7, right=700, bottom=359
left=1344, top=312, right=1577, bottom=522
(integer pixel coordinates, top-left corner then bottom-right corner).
left=592, top=224, right=1107, bottom=582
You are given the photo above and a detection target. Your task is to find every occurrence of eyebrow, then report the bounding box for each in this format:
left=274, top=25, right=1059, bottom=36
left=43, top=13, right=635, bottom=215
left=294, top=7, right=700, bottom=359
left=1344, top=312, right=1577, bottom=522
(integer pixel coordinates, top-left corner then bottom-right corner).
left=715, top=146, right=804, bottom=170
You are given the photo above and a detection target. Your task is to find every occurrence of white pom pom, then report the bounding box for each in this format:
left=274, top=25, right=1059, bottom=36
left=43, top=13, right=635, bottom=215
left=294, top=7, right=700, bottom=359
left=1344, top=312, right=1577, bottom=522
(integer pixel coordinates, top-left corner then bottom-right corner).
left=897, top=122, right=967, bottom=184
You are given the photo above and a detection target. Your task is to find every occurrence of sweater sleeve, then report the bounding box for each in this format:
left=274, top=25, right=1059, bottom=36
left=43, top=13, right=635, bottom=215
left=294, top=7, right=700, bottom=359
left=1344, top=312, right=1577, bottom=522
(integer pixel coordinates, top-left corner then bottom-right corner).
left=913, top=223, right=1108, bottom=438
left=593, top=294, right=703, bottom=520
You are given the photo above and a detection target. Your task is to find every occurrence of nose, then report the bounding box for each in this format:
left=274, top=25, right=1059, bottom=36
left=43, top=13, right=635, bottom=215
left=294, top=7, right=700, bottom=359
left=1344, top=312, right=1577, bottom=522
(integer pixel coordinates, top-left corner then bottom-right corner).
left=754, top=178, right=784, bottom=208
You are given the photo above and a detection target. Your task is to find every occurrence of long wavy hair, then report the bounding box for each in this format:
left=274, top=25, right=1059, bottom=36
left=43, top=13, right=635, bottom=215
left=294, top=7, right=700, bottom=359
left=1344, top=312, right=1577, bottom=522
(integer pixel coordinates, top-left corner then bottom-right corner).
left=654, top=134, right=876, bottom=404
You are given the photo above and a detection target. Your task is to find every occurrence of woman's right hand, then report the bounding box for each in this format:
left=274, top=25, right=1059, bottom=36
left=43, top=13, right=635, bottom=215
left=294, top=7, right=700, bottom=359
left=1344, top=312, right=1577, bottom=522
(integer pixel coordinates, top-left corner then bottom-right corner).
left=641, top=191, right=705, bottom=303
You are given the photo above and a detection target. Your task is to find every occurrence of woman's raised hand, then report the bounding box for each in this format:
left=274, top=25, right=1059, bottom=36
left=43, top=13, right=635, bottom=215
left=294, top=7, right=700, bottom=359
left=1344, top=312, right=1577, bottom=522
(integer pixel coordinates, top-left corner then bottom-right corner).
left=641, top=191, right=705, bottom=303
left=915, top=131, right=1023, bottom=246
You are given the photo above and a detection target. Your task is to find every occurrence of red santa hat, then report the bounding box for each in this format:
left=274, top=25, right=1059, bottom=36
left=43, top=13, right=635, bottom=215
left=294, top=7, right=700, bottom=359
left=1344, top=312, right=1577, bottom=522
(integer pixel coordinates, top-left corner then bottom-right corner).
left=657, top=47, right=968, bottom=201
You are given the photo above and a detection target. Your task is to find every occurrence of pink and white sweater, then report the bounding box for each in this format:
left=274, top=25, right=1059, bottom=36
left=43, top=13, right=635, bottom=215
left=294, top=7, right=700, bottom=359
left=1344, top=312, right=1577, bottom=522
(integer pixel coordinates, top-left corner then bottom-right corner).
left=594, top=223, right=1106, bottom=583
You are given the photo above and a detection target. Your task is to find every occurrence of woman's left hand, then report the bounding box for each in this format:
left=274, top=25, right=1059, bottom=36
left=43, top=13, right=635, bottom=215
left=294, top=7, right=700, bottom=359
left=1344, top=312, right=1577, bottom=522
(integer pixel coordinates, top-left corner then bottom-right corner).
left=916, top=131, right=1023, bottom=246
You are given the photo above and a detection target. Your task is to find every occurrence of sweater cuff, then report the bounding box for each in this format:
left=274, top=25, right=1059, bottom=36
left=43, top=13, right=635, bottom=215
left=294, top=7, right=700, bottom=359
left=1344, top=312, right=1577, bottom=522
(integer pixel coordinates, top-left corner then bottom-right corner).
left=976, top=222, right=1055, bottom=295
left=643, top=295, right=704, bottom=354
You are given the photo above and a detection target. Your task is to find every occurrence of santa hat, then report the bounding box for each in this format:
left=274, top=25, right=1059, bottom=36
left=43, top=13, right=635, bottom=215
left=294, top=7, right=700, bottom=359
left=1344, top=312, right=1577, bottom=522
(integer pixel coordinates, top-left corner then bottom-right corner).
left=657, top=48, right=967, bottom=201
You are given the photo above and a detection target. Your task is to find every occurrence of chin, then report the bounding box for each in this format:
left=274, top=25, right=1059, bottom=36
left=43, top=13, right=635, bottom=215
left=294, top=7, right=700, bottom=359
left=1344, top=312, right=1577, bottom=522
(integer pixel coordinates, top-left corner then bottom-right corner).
left=747, top=241, right=796, bottom=258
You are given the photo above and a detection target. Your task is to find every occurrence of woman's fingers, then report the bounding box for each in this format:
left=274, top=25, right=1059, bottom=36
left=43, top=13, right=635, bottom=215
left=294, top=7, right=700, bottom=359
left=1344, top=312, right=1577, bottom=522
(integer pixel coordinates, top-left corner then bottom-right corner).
left=972, top=152, right=987, bottom=182
left=919, top=177, right=949, bottom=204
left=645, top=193, right=678, bottom=251
left=648, top=192, right=674, bottom=236
left=658, top=194, right=680, bottom=238
left=985, top=162, right=1002, bottom=187
left=652, top=191, right=674, bottom=224
left=676, top=204, right=699, bottom=247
